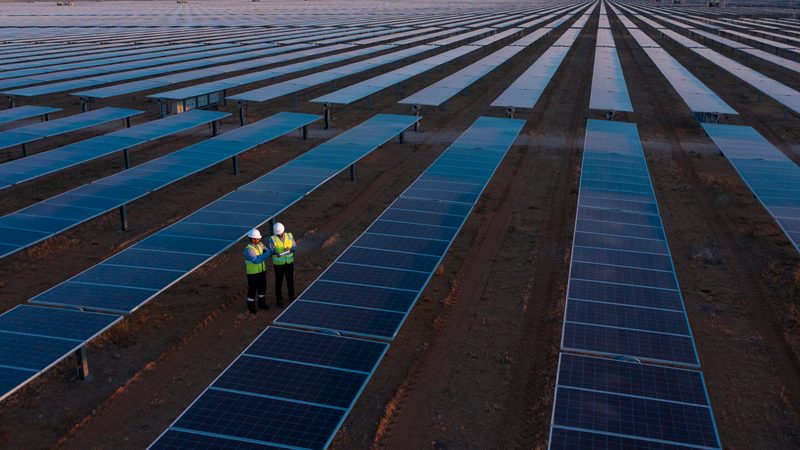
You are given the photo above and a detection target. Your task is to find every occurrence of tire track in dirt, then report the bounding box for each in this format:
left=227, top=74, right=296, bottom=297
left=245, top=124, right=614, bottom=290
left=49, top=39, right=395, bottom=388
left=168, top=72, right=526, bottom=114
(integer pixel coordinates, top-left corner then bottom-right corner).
left=488, top=19, right=594, bottom=450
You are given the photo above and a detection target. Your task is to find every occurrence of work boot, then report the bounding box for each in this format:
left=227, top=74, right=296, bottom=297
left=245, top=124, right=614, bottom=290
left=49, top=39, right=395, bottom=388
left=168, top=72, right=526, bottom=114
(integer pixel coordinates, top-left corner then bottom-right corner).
left=276, top=297, right=285, bottom=309
left=247, top=298, right=257, bottom=314
left=257, top=296, right=269, bottom=310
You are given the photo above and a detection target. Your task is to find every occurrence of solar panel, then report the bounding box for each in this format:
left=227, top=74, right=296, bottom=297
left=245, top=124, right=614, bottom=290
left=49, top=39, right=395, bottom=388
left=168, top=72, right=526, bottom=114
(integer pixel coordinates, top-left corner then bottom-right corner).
left=560, top=120, right=698, bottom=367
left=150, top=327, right=388, bottom=450
left=0, top=112, right=319, bottom=260
left=611, top=5, right=737, bottom=116
left=0, top=105, right=60, bottom=125
left=28, top=114, right=416, bottom=313
left=0, top=305, right=121, bottom=401
left=2, top=42, right=290, bottom=98
left=630, top=6, right=800, bottom=96
left=491, top=7, right=592, bottom=110
left=0, top=107, right=142, bottom=151
left=229, top=45, right=433, bottom=103
left=590, top=20, right=633, bottom=113
left=702, top=124, right=800, bottom=253
left=549, top=354, right=721, bottom=449
left=0, top=110, right=228, bottom=187
left=275, top=116, right=524, bottom=339
left=397, top=12, right=577, bottom=107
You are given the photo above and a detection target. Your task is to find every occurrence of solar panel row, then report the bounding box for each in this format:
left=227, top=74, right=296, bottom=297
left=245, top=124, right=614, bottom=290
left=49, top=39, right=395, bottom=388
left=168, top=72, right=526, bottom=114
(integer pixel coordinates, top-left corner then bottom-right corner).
left=0, top=112, right=319, bottom=260
left=148, top=44, right=392, bottom=103
left=492, top=4, right=597, bottom=110
left=0, top=41, right=283, bottom=93
left=589, top=9, right=633, bottom=113
left=151, top=115, right=524, bottom=449
left=398, top=6, right=586, bottom=107
left=26, top=114, right=417, bottom=314
left=0, top=109, right=228, bottom=188
left=316, top=3, right=587, bottom=107
left=549, top=118, right=720, bottom=450
left=609, top=3, right=737, bottom=117
left=0, top=107, right=142, bottom=154
left=562, top=119, right=699, bottom=367
left=702, top=124, right=800, bottom=253
left=275, top=116, right=525, bottom=339
left=621, top=4, right=800, bottom=114
left=0, top=105, right=60, bottom=125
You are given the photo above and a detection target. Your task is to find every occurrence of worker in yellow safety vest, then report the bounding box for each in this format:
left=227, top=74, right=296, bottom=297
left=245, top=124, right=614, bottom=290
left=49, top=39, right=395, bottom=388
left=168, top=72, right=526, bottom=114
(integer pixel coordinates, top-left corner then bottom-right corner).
left=243, top=228, right=269, bottom=313
left=268, top=222, right=297, bottom=308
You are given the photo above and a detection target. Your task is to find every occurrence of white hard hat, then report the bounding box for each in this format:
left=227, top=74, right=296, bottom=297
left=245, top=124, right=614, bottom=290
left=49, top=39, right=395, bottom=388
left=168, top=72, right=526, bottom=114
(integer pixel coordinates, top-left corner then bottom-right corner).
left=247, top=228, right=262, bottom=239
left=273, top=222, right=285, bottom=235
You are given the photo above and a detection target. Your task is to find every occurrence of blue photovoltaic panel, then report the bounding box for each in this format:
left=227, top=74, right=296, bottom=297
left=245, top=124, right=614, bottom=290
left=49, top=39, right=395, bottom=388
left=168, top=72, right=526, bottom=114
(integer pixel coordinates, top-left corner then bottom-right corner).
left=590, top=31, right=633, bottom=112
left=230, top=46, right=434, bottom=103
left=702, top=124, right=800, bottom=254
left=29, top=114, right=415, bottom=314
left=0, top=109, right=228, bottom=187
left=397, top=8, right=584, bottom=109
left=0, top=305, right=121, bottom=401
left=275, top=116, right=524, bottom=339
left=1, top=112, right=319, bottom=261
left=3, top=43, right=285, bottom=98
left=612, top=5, right=737, bottom=116
left=150, top=327, right=388, bottom=450
left=491, top=8, right=592, bottom=109
left=148, top=44, right=382, bottom=102
left=549, top=354, right=721, bottom=449
left=152, top=430, right=283, bottom=449
left=0, top=105, right=60, bottom=125
left=561, top=120, right=699, bottom=367
left=2, top=107, right=141, bottom=138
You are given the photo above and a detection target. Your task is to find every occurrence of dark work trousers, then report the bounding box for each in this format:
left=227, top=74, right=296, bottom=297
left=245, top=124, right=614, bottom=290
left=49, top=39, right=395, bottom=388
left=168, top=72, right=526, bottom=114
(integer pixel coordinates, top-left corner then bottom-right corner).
left=247, top=271, right=267, bottom=307
left=273, top=262, right=295, bottom=303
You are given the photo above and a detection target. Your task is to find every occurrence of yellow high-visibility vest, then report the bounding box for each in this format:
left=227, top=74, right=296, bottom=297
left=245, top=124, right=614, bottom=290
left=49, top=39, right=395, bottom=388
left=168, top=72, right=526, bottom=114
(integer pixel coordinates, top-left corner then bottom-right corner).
left=270, top=233, right=294, bottom=265
left=244, top=243, right=266, bottom=274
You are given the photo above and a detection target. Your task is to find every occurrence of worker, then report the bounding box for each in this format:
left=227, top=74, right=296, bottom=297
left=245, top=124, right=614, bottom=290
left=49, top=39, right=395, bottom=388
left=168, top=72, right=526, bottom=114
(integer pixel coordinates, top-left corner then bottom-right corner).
left=243, top=228, right=269, bottom=313
left=268, top=222, right=297, bottom=308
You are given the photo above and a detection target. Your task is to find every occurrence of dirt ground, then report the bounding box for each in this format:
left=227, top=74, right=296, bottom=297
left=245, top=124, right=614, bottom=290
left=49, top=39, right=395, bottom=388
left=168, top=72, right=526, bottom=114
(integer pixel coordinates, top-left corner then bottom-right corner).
left=1, top=5, right=800, bottom=450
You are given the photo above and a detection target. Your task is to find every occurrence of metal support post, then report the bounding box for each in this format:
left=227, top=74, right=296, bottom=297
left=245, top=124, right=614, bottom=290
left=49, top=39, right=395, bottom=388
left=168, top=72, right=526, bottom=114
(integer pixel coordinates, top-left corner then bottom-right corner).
left=301, top=125, right=308, bottom=140
left=268, top=218, right=274, bottom=233
left=158, top=100, right=166, bottom=118
left=223, top=90, right=228, bottom=107
left=349, top=163, right=356, bottom=181
left=238, top=101, right=247, bottom=126
left=8, top=96, right=15, bottom=109
left=123, top=149, right=130, bottom=169
left=232, top=155, right=238, bottom=175
left=21, top=143, right=28, bottom=158
left=81, top=97, right=89, bottom=113
left=119, top=205, right=128, bottom=231
left=125, top=117, right=131, bottom=128
left=399, top=131, right=405, bottom=144
left=75, top=347, right=91, bottom=381
left=42, top=113, right=50, bottom=122
left=324, top=103, right=331, bottom=130
left=507, top=107, right=516, bottom=119
left=212, top=120, right=219, bottom=136
left=413, top=105, right=421, bottom=131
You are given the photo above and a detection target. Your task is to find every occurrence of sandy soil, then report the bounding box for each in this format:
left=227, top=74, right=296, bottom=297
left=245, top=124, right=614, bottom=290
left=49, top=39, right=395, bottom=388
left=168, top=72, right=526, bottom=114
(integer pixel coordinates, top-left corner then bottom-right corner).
left=0, top=6, right=799, bottom=450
